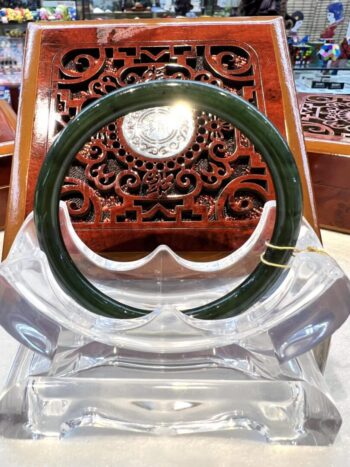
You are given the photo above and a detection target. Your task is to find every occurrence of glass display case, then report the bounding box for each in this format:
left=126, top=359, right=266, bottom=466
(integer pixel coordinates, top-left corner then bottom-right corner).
left=294, top=61, right=350, bottom=94
left=0, top=36, right=23, bottom=109
left=0, top=36, right=22, bottom=85
left=78, top=0, right=241, bottom=19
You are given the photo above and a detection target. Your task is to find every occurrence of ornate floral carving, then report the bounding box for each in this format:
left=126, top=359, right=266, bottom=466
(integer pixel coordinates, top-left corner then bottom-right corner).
left=51, top=43, right=274, bottom=243
left=300, top=94, right=350, bottom=140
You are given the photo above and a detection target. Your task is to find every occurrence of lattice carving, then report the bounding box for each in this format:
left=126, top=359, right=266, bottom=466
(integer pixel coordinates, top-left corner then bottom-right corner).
left=50, top=42, right=275, bottom=248
left=300, top=94, right=350, bottom=140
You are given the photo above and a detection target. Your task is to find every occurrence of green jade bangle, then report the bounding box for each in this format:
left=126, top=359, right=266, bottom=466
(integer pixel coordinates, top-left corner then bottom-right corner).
left=34, top=80, right=303, bottom=320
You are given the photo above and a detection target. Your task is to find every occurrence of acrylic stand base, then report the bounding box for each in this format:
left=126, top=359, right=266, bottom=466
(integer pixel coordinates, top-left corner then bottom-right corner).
left=1, top=204, right=348, bottom=445
left=0, top=340, right=341, bottom=445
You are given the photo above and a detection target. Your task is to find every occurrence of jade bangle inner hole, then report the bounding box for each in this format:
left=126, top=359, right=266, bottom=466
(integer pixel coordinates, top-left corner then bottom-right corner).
left=60, top=102, right=274, bottom=261
left=34, top=80, right=301, bottom=320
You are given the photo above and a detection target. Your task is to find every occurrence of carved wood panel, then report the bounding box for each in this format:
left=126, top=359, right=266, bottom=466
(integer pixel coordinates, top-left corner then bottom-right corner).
left=49, top=41, right=274, bottom=250
left=300, top=94, right=350, bottom=141
left=7, top=20, right=315, bottom=257
left=298, top=92, right=350, bottom=233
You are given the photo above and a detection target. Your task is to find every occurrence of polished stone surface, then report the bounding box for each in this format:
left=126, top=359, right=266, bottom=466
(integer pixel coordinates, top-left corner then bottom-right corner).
left=0, top=229, right=349, bottom=465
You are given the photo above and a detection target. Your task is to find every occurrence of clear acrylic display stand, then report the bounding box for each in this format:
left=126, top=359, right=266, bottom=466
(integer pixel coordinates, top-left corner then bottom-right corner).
left=0, top=201, right=349, bottom=444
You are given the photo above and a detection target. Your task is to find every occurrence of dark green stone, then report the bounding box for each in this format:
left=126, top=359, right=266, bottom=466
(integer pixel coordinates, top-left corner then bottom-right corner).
left=34, top=80, right=303, bottom=320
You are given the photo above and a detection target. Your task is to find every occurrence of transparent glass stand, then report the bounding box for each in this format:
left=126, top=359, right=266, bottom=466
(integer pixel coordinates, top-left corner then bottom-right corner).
left=0, top=344, right=342, bottom=444
left=0, top=202, right=349, bottom=444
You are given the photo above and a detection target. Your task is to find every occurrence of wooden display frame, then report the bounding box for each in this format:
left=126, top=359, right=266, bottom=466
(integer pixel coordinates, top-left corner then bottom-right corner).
left=3, top=18, right=319, bottom=258
left=299, top=92, right=350, bottom=233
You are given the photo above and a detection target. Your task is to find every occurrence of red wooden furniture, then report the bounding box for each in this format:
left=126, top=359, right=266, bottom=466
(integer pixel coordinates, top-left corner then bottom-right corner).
left=0, top=100, right=16, bottom=230
left=3, top=18, right=319, bottom=258
left=299, top=92, right=350, bottom=233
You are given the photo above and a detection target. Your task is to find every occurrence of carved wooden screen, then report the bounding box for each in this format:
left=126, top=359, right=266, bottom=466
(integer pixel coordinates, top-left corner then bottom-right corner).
left=298, top=92, right=350, bottom=233
left=55, top=41, right=273, bottom=251
left=299, top=93, right=350, bottom=142
left=4, top=18, right=318, bottom=256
